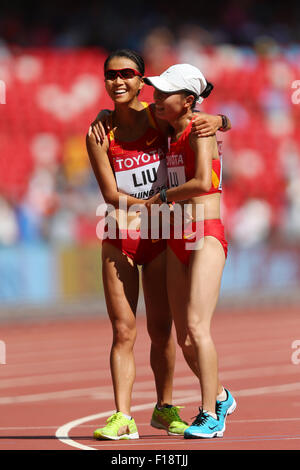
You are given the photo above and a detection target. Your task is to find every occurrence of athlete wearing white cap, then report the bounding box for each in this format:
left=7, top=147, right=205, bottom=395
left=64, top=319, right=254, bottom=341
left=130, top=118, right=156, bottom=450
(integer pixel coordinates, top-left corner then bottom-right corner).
left=144, top=63, right=213, bottom=105
left=145, top=63, right=236, bottom=439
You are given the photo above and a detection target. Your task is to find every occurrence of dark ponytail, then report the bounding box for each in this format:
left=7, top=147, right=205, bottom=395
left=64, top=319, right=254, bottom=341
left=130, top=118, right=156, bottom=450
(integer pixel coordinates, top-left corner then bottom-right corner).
left=200, top=81, right=214, bottom=98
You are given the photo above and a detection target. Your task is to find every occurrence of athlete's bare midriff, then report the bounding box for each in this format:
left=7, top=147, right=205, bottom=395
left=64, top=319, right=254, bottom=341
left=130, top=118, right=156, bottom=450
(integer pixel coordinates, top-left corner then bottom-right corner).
left=170, top=192, right=221, bottom=225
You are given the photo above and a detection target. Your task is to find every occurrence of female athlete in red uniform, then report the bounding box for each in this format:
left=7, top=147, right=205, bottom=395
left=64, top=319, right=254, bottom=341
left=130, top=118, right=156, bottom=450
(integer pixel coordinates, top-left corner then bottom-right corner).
left=86, top=50, right=231, bottom=440
left=145, top=64, right=236, bottom=438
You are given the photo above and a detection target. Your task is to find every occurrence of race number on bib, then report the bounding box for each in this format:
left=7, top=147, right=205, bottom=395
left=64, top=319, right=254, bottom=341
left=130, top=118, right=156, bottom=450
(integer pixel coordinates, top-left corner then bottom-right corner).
left=167, top=166, right=186, bottom=188
left=166, top=153, right=186, bottom=188
left=115, top=158, right=167, bottom=198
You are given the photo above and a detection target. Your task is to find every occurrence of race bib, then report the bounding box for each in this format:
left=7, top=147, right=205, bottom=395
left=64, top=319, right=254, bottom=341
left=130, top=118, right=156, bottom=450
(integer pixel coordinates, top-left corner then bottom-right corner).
left=167, top=166, right=186, bottom=187
left=166, top=153, right=186, bottom=188
left=113, top=149, right=167, bottom=199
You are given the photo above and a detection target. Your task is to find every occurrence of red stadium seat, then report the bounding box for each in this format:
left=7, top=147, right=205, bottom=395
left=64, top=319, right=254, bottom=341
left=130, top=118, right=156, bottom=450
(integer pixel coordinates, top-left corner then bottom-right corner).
left=0, top=48, right=297, bottom=240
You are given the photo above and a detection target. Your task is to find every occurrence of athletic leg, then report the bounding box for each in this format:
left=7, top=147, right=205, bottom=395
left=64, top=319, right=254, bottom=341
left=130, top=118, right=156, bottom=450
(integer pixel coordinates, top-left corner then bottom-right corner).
left=142, top=249, right=175, bottom=407
left=101, top=242, right=139, bottom=415
left=166, top=245, right=199, bottom=377
left=186, top=236, right=225, bottom=413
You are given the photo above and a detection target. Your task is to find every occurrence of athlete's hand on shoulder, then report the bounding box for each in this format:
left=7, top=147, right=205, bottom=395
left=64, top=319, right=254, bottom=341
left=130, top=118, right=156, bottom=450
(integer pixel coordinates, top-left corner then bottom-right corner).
left=88, top=109, right=115, bottom=145
left=192, top=113, right=223, bottom=137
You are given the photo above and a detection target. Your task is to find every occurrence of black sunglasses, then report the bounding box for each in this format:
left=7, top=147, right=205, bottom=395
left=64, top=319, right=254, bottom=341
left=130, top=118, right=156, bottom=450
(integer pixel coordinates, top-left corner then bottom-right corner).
left=104, top=68, right=143, bottom=80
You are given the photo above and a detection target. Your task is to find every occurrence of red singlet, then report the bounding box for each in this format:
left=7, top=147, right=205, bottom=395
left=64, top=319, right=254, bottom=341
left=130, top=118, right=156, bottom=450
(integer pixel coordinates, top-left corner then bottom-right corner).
left=166, top=119, right=228, bottom=263
left=102, top=102, right=168, bottom=265
left=166, top=120, right=223, bottom=194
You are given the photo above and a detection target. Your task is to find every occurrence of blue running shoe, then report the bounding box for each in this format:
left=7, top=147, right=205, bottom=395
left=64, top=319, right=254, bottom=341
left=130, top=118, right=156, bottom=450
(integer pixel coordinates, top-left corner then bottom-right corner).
left=216, top=388, right=236, bottom=429
left=184, top=409, right=224, bottom=439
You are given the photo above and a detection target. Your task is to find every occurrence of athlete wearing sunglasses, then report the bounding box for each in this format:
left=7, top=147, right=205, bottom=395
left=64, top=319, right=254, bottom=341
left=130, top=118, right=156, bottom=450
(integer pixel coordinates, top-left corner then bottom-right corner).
left=86, top=49, right=232, bottom=442
left=104, top=68, right=143, bottom=80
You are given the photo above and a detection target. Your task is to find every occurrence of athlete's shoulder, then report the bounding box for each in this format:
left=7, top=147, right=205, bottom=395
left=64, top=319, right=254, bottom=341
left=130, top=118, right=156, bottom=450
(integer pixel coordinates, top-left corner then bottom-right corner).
left=188, top=128, right=215, bottom=151
left=142, top=102, right=158, bottom=127
left=86, top=130, right=110, bottom=153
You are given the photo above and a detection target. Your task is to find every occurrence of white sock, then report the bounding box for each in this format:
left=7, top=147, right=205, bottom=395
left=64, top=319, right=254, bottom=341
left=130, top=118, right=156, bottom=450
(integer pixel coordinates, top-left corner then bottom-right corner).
left=121, top=412, right=132, bottom=420
left=217, top=387, right=227, bottom=402
left=203, top=410, right=218, bottom=420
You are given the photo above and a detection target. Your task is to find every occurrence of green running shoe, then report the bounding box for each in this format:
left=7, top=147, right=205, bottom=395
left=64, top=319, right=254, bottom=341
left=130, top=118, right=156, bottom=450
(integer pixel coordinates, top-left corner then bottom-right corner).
left=93, top=412, right=139, bottom=440
left=151, top=405, right=188, bottom=435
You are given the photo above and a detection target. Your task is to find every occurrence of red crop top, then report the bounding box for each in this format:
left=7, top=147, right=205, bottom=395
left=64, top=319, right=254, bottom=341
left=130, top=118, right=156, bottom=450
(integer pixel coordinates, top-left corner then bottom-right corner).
left=166, top=120, right=222, bottom=196
left=107, top=102, right=168, bottom=199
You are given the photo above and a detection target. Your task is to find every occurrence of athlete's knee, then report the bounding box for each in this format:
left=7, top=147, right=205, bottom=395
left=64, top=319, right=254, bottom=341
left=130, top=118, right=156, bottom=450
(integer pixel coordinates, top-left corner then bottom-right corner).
left=112, top=321, right=137, bottom=347
left=186, top=319, right=211, bottom=344
left=176, top=330, right=192, bottom=350
left=147, top=320, right=173, bottom=346
left=149, top=330, right=173, bottom=349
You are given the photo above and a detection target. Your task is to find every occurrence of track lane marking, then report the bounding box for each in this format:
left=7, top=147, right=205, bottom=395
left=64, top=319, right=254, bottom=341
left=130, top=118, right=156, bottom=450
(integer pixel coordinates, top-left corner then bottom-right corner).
left=1, top=362, right=298, bottom=392
left=55, top=382, right=300, bottom=450
left=1, top=416, right=300, bottom=432
left=2, top=416, right=300, bottom=432
left=92, top=435, right=300, bottom=448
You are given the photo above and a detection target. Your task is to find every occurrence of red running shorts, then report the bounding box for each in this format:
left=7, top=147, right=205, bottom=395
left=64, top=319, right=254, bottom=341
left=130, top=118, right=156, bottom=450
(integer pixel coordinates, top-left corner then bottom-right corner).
left=168, top=218, right=228, bottom=265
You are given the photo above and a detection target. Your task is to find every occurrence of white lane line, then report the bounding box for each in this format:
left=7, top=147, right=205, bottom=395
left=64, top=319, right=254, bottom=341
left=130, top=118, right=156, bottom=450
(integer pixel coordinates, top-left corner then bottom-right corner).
left=0, top=383, right=197, bottom=405
left=92, top=435, right=300, bottom=448
left=0, top=387, right=104, bottom=404
left=2, top=376, right=300, bottom=406
left=1, top=416, right=300, bottom=432
left=0, top=370, right=189, bottom=390
left=232, top=382, right=300, bottom=397
left=5, top=347, right=108, bottom=363
left=225, top=417, right=300, bottom=424
left=0, top=388, right=197, bottom=406
left=0, top=358, right=162, bottom=379
left=220, top=364, right=299, bottom=381
left=1, top=361, right=298, bottom=393
left=0, top=370, right=103, bottom=389
left=0, top=357, right=109, bottom=377
left=5, top=416, right=300, bottom=433
left=55, top=381, right=300, bottom=450
left=56, top=403, right=157, bottom=451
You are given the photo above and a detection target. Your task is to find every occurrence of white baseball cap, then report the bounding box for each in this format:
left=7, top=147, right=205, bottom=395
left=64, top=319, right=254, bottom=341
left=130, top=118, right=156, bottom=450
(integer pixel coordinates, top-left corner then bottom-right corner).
left=144, top=63, right=208, bottom=104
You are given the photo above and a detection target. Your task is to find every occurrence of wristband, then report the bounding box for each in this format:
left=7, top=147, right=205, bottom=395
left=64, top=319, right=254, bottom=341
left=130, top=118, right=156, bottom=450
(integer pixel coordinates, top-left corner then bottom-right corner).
left=218, top=114, right=228, bottom=132
left=159, top=188, right=174, bottom=206
left=159, top=188, right=168, bottom=203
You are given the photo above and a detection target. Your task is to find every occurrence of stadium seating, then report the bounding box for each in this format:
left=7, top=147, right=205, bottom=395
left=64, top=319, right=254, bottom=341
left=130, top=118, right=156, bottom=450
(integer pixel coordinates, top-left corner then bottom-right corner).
left=0, top=47, right=299, bottom=245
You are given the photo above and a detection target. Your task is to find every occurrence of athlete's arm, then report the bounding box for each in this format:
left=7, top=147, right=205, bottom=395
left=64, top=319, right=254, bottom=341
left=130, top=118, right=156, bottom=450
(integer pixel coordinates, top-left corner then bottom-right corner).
left=86, top=132, right=146, bottom=208
left=149, top=102, right=231, bottom=138
left=192, top=113, right=231, bottom=137
left=88, top=109, right=113, bottom=144
left=147, top=134, right=214, bottom=208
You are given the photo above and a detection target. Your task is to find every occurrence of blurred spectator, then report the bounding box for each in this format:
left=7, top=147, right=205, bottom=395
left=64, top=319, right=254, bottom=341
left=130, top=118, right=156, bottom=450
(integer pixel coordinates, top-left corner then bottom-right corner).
left=1, top=2, right=300, bottom=249
left=142, top=27, right=177, bottom=74
left=230, top=199, right=272, bottom=247
left=0, top=196, right=19, bottom=245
